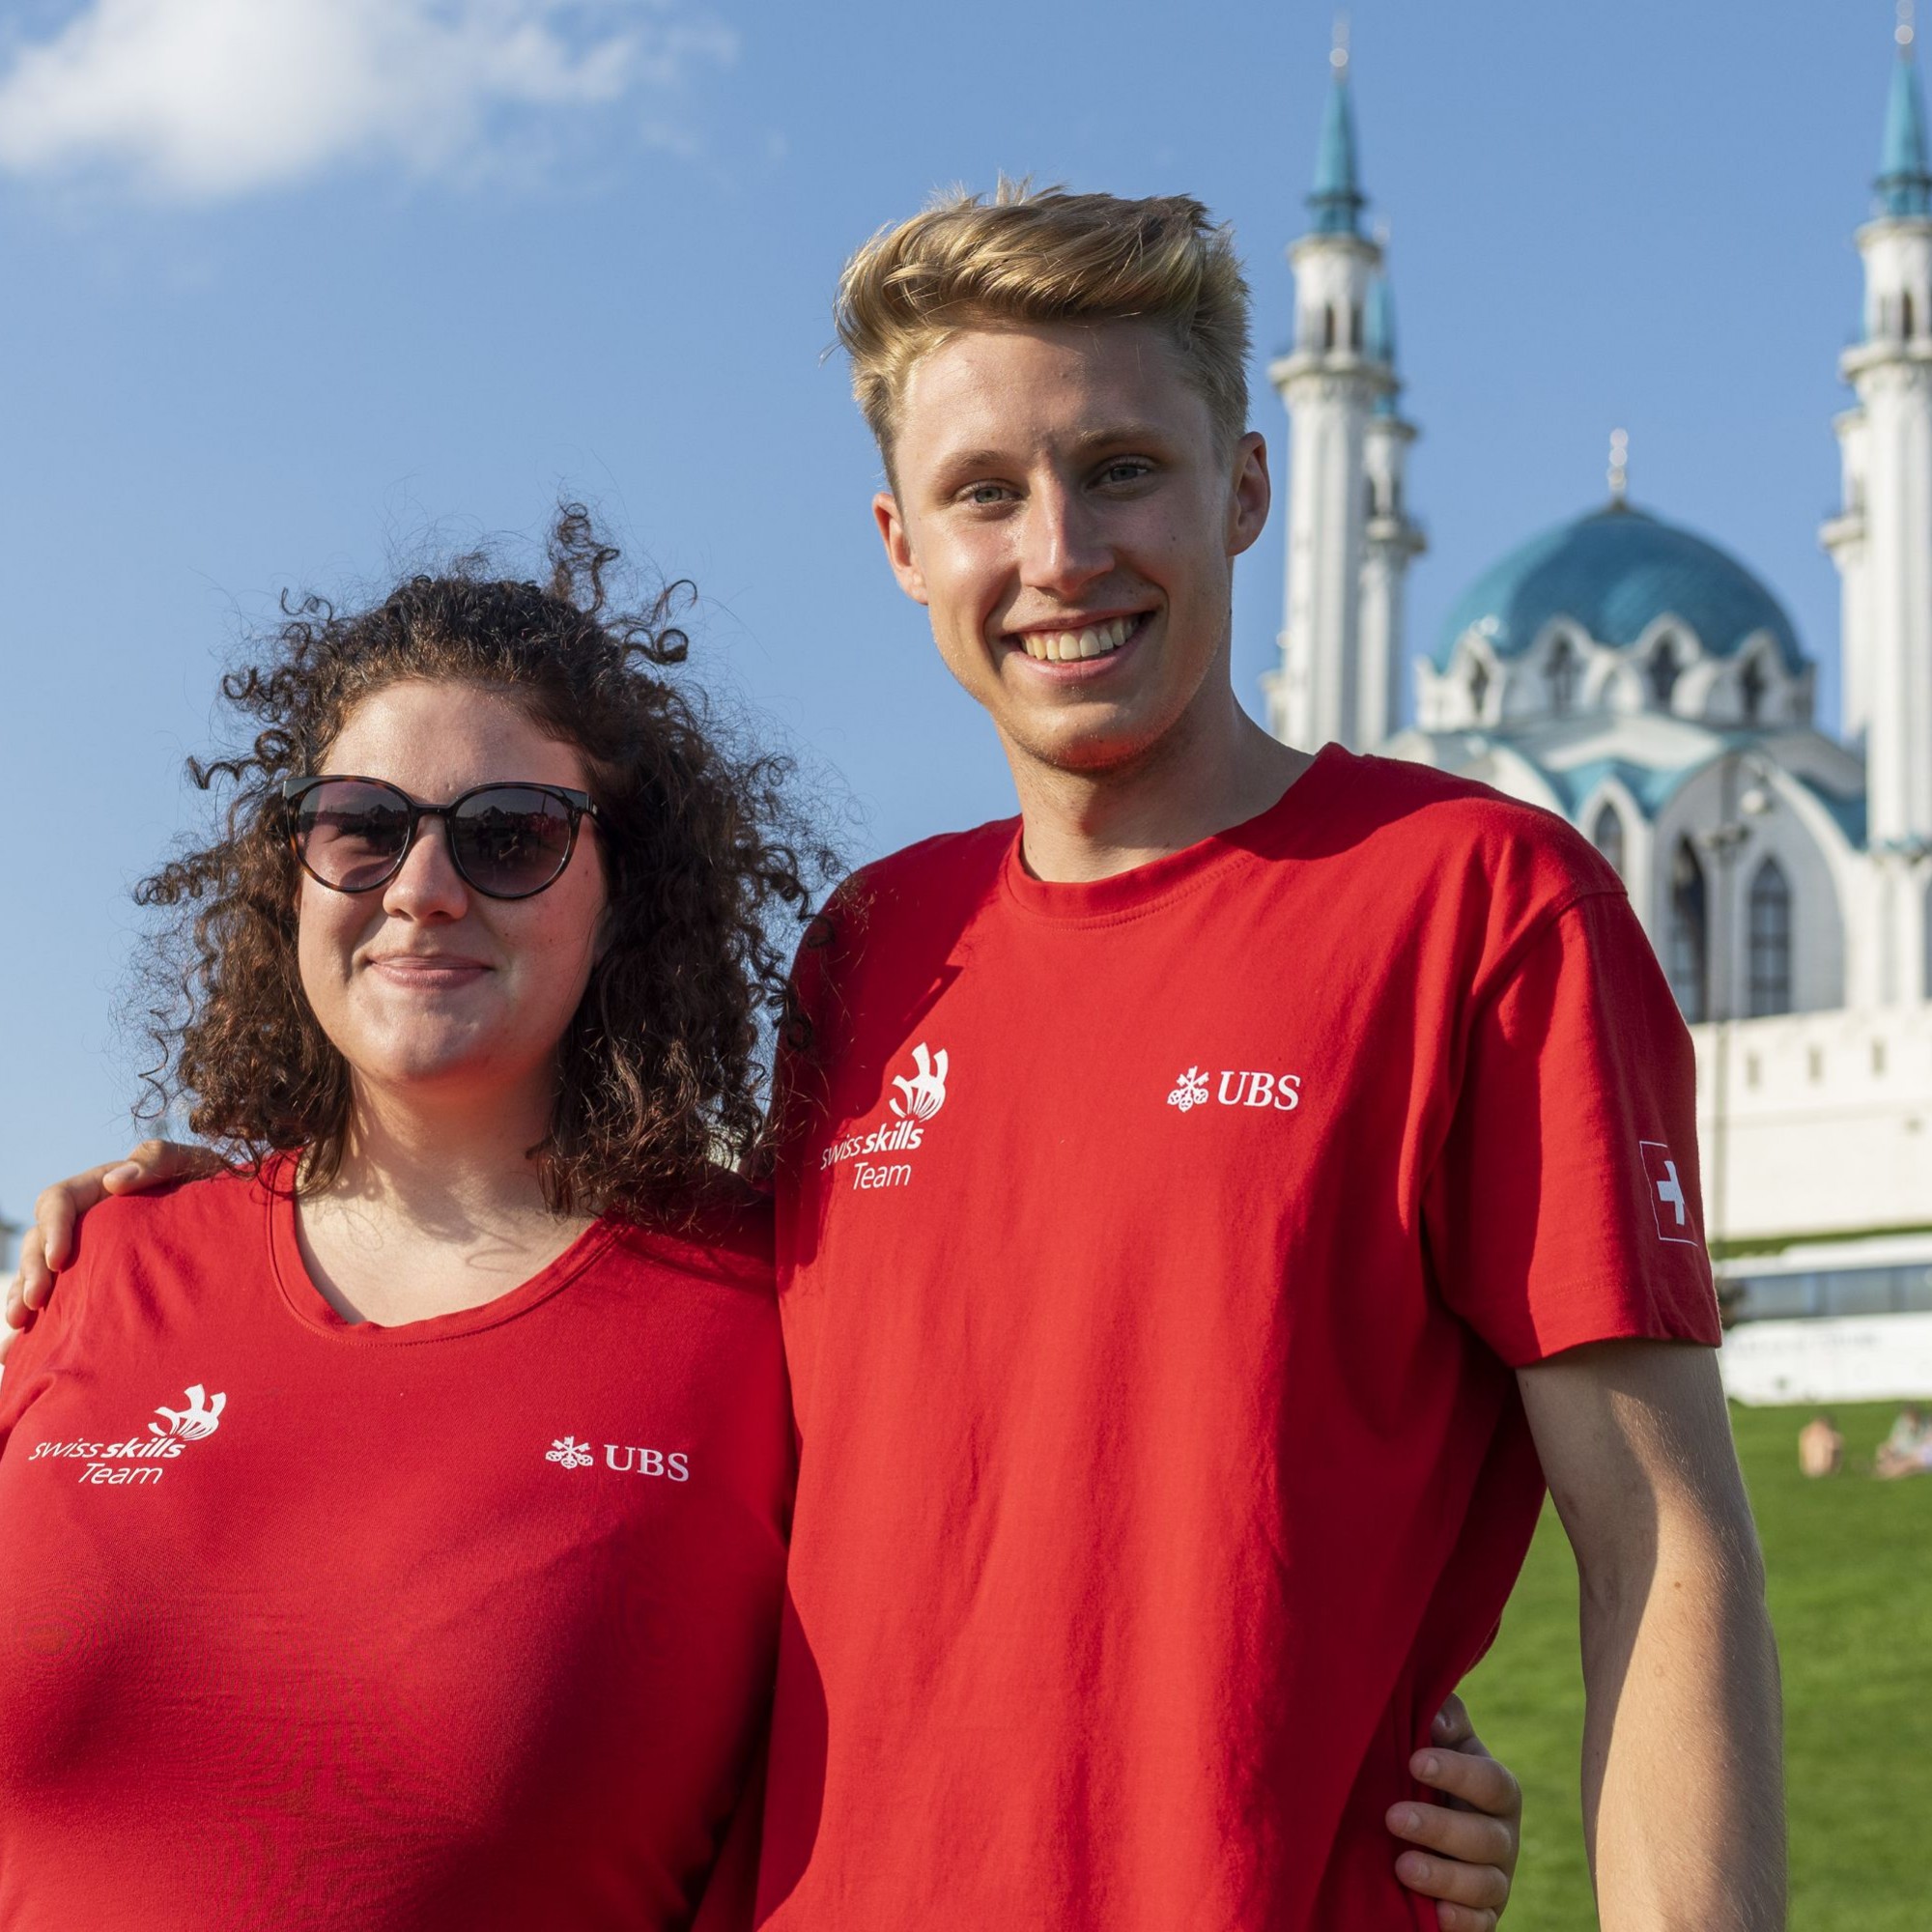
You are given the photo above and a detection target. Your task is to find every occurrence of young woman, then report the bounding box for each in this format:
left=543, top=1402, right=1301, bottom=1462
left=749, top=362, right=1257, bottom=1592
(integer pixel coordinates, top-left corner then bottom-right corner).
left=2, top=518, right=1522, bottom=1931
left=0, top=519, right=824, bottom=1928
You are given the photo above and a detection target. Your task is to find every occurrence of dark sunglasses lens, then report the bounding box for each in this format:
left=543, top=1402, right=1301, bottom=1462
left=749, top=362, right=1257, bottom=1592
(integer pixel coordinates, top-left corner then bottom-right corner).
left=296, top=782, right=412, bottom=891
left=449, top=787, right=576, bottom=897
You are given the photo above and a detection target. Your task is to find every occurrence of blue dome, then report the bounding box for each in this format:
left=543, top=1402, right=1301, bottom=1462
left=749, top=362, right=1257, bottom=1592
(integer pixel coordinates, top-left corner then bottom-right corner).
left=1435, top=504, right=1806, bottom=673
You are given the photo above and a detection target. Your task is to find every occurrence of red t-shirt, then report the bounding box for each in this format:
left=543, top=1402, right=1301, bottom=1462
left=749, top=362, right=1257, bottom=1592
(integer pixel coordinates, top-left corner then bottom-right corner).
left=0, top=1165, right=789, bottom=1932
left=756, top=747, right=1720, bottom=1930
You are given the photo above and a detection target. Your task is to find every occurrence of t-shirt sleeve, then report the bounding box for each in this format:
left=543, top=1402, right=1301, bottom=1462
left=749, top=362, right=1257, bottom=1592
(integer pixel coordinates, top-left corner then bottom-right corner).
left=0, top=1253, right=97, bottom=1446
left=1423, top=887, right=1723, bottom=1366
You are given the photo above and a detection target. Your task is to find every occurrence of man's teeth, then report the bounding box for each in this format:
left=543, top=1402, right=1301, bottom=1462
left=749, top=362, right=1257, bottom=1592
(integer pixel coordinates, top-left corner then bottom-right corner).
left=1018, top=615, right=1137, bottom=662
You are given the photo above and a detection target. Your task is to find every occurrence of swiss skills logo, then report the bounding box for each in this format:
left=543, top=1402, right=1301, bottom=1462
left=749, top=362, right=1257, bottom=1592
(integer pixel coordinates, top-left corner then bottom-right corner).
left=819, top=1040, right=951, bottom=1192
left=1639, top=1141, right=1701, bottom=1246
left=28, top=1382, right=228, bottom=1488
left=890, top=1043, right=949, bottom=1121
left=152, top=1385, right=225, bottom=1441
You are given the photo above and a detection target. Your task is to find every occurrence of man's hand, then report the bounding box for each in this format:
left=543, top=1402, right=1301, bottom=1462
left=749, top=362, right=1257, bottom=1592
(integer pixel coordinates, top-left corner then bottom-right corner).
left=1388, top=1692, right=1520, bottom=1931
left=2, top=1141, right=211, bottom=1363
left=1520, top=1340, right=1785, bottom=1931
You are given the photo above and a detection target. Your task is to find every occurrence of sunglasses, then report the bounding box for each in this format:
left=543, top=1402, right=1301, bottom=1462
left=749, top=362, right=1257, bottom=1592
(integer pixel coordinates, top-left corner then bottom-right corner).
left=281, top=775, right=601, bottom=901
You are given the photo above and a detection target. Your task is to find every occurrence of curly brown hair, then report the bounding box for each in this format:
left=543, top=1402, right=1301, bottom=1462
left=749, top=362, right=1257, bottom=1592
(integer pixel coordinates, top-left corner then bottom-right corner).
left=135, top=507, right=834, bottom=1222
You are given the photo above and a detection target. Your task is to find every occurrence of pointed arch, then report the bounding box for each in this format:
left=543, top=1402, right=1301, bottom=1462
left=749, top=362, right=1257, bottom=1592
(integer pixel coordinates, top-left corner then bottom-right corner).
left=1738, top=650, right=1770, bottom=724
left=1547, top=633, right=1580, bottom=714
left=1649, top=634, right=1683, bottom=708
left=1924, top=875, right=1932, bottom=1004
left=1591, top=803, right=1627, bottom=880
left=1666, top=838, right=1709, bottom=1022
left=1467, top=655, right=1492, bottom=719
left=1747, top=857, right=1793, bottom=1017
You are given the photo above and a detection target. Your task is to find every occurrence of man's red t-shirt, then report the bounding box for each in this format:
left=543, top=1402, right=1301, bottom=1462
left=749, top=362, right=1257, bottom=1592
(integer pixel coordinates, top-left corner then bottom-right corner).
left=756, top=748, right=1720, bottom=1929
left=0, top=1166, right=789, bottom=1931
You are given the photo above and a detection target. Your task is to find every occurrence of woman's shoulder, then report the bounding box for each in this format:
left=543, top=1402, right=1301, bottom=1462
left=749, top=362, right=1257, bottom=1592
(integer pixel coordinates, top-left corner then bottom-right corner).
left=601, top=1173, right=775, bottom=1297
left=66, top=1165, right=272, bottom=1275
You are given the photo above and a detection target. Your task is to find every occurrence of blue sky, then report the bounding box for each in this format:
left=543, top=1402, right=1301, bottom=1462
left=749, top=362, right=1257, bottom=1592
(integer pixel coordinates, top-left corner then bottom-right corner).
left=0, top=0, right=1907, bottom=1232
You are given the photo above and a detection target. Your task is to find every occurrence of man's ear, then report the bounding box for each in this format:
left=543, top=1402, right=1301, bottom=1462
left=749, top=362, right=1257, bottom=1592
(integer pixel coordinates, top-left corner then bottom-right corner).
left=873, top=492, right=930, bottom=607
left=1227, top=430, right=1271, bottom=559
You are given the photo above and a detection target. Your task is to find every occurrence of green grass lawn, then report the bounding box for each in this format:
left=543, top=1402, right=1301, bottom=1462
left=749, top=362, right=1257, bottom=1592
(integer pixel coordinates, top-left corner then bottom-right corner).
left=1462, top=1401, right=1932, bottom=1929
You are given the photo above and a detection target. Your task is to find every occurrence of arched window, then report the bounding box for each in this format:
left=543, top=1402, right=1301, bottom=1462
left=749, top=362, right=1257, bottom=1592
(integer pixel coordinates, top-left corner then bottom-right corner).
left=1649, top=636, right=1682, bottom=708
left=1366, top=477, right=1380, bottom=521
left=1906, top=291, right=1918, bottom=340
left=1747, top=858, right=1793, bottom=1017
left=1323, top=305, right=1337, bottom=351
left=1667, top=838, right=1709, bottom=1022
left=1548, top=634, right=1579, bottom=713
left=1468, top=657, right=1492, bottom=719
left=1739, top=652, right=1768, bottom=724
left=1591, top=803, right=1626, bottom=879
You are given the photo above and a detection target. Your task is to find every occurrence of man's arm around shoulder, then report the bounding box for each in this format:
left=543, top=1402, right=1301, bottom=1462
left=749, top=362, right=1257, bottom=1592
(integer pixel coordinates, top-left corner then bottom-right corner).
left=1518, top=1338, right=1784, bottom=1932
left=2, top=1141, right=212, bottom=1363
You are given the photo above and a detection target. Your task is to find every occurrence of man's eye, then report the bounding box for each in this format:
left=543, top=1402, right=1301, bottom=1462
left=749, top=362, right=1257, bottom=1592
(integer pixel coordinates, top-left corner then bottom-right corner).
left=1098, top=459, right=1153, bottom=486
left=961, top=483, right=1012, bottom=507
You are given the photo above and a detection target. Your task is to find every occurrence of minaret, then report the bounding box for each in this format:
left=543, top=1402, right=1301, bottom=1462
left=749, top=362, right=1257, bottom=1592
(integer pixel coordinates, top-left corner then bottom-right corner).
left=1358, top=245, right=1427, bottom=747
left=1825, top=5, right=1932, bottom=1000
left=1264, top=19, right=1403, bottom=753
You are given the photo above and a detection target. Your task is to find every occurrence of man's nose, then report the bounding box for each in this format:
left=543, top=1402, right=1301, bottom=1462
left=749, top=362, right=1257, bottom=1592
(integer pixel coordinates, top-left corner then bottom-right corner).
left=1018, top=478, right=1112, bottom=597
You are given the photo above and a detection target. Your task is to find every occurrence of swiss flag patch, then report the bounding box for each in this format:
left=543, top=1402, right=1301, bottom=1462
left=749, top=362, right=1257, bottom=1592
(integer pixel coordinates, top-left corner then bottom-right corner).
left=1638, top=1140, right=1701, bottom=1246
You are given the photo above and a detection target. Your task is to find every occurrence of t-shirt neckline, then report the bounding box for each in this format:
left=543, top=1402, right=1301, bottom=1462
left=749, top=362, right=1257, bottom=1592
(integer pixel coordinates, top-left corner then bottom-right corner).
left=263, top=1154, right=622, bottom=1345
left=999, top=741, right=1351, bottom=924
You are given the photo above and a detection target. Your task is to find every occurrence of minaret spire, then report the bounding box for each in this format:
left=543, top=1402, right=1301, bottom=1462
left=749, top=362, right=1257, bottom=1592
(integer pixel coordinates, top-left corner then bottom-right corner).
left=1880, top=3, right=1932, bottom=215
left=1607, top=428, right=1631, bottom=506
left=1309, top=13, right=1365, bottom=236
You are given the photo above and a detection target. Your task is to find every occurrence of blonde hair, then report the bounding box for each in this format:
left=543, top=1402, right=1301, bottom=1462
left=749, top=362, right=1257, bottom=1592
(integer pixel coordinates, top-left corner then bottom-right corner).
left=835, top=181, right=1253, bottom=469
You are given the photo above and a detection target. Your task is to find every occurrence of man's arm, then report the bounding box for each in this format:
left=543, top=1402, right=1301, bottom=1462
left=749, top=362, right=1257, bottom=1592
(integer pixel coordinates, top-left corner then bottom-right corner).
left=1518, top=1339, right=1784, bottom=1932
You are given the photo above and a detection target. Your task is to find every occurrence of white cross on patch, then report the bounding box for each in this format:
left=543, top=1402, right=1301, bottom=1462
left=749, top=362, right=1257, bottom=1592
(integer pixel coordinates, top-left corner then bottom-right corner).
left=1638, top=1141, right=1700, bottom=1246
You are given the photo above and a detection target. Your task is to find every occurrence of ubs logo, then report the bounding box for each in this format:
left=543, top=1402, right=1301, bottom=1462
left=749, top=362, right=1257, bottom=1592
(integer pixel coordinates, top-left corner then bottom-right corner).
left=1168, top=1065, right=1302, bottom=1114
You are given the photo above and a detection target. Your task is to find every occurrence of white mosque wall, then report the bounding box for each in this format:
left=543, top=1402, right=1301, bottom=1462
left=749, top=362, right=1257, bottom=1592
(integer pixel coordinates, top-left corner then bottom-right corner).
left=1692, top=1005, right=1932, bottom=1247
left=1648, top=757, right=1851, bottom=1017
left=1719, top=1310, right=1932, bottom=1405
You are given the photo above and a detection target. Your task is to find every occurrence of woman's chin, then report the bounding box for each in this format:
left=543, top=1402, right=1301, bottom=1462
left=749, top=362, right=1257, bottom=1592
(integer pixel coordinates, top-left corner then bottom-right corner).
left=346, top=1044, right=536, bottom=1111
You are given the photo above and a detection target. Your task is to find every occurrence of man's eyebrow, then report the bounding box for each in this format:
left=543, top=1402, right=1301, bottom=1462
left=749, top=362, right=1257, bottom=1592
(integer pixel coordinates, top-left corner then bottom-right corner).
left=932, top=448, right=1009, bottom=477
left=1070, top=422, right=1173, bottom=452
left=930, top=425, right=1174, bottom=477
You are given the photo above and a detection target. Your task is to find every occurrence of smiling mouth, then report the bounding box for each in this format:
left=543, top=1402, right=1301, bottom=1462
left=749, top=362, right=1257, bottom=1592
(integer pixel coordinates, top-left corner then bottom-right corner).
left=1009, top=612, right=1147, bottom=664
left=369, top=956, right=489, bottom=980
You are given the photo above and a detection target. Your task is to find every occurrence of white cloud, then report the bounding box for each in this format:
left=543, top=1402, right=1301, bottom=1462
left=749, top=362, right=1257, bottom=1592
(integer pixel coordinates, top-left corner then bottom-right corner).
left=0, top=0, right=737, bottom=200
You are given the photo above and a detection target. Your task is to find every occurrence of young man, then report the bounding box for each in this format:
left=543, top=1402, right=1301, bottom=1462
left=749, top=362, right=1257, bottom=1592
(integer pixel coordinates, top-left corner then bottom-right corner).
left=12, top=186, right=1782, bottom=1928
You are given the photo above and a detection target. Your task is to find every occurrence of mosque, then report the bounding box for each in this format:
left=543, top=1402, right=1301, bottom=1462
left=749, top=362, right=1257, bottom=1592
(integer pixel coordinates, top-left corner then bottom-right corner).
left=1269, top=17, right=1932, bottom=1393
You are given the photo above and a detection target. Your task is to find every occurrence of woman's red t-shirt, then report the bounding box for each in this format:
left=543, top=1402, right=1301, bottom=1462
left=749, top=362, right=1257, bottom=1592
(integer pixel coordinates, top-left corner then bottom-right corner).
left=0, top=1166, right=788, bottom=1931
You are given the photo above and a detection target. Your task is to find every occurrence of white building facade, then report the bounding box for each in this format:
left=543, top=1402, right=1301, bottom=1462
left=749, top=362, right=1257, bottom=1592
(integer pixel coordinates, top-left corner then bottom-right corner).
left=1273, top=26, right=1932, bottom=1376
